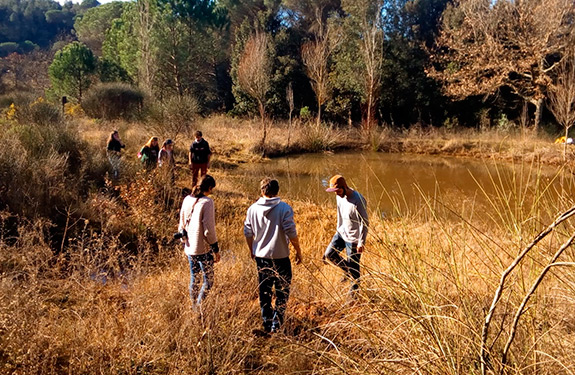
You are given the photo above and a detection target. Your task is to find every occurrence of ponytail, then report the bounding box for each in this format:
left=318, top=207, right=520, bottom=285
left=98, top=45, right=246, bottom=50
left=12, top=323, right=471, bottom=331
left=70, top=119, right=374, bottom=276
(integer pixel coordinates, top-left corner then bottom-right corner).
left=192, top=174, right=216, bottom=197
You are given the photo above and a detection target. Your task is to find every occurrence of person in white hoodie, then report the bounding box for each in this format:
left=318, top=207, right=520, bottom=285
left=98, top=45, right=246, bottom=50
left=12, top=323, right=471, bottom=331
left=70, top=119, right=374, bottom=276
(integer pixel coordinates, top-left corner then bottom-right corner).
left=244, top=178, right=302, bottom=334
left=178, top=175, right=220, bottom=307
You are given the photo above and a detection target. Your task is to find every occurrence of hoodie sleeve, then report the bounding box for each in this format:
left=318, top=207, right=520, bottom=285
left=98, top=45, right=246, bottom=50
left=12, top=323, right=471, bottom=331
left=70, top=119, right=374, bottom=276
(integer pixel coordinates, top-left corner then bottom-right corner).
left=202, top=198, right=218, bottom=245
left=356, top=195, right=369, bottom=247
left=281, top=203, right=297, bottom=239
left=243, top=207, right=254, bottom=238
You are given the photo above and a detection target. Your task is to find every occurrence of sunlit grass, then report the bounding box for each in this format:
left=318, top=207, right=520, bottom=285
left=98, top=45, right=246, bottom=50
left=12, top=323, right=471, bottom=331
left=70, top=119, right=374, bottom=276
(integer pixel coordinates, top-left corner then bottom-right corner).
left=2, top=117, right=575, bottom=374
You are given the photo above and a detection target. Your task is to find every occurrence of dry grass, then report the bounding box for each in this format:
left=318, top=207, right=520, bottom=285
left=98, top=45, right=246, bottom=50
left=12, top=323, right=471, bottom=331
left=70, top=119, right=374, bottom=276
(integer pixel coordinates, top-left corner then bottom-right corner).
left=3, top=117, right=575, bottom=374
left=77, top=116, right=574, bottom=171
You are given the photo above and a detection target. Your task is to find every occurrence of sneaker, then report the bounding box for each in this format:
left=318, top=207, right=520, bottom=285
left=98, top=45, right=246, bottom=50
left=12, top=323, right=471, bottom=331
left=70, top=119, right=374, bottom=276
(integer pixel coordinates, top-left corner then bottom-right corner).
left=252, top=328, right=271, bottom=338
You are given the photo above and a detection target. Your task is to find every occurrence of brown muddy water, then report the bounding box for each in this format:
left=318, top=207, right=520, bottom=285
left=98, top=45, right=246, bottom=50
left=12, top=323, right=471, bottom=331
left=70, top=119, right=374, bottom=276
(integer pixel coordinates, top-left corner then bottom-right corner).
left=234, top=152, right=575, bottom=219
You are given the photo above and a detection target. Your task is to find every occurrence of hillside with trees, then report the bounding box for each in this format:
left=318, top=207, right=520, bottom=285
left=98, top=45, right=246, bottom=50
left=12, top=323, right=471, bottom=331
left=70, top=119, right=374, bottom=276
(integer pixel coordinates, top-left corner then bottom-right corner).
left=0, top=0, right=574, bottom=131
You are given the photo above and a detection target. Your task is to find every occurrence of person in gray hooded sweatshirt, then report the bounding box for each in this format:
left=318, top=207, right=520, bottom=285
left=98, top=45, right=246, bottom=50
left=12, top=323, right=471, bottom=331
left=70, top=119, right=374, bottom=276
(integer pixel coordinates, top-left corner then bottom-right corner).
left=244, top=178, right=303, bottom=334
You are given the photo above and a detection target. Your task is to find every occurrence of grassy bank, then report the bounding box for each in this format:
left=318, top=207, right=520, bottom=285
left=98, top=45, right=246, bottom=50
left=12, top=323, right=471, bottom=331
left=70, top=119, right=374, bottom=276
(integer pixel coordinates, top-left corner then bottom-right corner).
left=77, top=116, right=571, bottom=169
left=2, top=116, right=575, bottom=374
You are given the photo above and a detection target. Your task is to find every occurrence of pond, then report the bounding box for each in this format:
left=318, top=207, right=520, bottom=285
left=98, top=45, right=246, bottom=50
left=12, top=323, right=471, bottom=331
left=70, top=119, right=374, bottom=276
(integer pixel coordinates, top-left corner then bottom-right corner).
left=235, top=152, right=574, bottom=218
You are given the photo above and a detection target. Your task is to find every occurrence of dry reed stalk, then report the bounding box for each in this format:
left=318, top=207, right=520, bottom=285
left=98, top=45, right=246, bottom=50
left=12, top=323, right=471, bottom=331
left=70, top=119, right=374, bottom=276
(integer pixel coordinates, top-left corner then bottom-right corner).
left=480, top=205, right=575, bottom=375
left=500, top=231, right=575, bottom=371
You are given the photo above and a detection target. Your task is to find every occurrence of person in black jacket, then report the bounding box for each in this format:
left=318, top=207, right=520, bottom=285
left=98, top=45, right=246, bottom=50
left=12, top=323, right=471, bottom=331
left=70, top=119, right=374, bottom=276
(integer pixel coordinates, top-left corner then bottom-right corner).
left=106, top=130, right=125, bottom=178
left=188, top=131, right=212, bottom=187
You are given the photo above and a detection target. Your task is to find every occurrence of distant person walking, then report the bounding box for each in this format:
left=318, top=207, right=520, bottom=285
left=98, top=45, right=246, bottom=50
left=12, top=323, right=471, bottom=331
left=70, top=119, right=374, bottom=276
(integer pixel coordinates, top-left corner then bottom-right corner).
left=158, top=139, right=175, bottom=168
left=138, top=136, right=159, bottom=170
left=106, top=130, right=125, bottom=179
left=178, top=175, right=220, bottom=307
left=189, top=131, right=212, bottom=187
left=244, top=178, right=302, bottom=334
left=324, top=175, right=368, bottom=295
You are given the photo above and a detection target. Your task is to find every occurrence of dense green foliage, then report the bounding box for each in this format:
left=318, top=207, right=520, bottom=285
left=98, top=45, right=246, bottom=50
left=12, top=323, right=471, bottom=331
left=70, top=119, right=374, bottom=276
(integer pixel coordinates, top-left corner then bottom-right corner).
left=2, top=0, right=574, bottom=129
left=49, top=41, right=97, bottom=102
left=74, top=1, right=125, bottom=54
left=0, top=0, right=98, bottom=49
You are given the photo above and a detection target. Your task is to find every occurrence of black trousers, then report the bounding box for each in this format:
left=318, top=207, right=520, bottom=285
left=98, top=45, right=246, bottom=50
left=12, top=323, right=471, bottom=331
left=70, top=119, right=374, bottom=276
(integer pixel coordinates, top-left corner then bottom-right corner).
left=255, top=257, right=292, bottom=331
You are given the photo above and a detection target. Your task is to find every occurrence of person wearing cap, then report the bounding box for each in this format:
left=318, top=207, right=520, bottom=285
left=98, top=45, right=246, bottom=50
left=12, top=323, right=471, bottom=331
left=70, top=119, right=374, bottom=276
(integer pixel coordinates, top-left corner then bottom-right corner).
left=158, top=138, right=175, bottom=168
left=244, top=178, right=303, bottom=334
left=324, top=175, right=368, bottom=293
left=189, top=130, right=212, bottom=187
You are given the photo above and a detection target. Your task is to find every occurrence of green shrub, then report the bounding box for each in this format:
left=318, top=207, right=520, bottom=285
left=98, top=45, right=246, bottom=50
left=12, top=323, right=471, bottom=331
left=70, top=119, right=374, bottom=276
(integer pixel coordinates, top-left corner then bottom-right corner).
left=300, top=106, right=311, bottom=120
left=16, top=99, right=63, bottom=126
left=0, top=92, right=36, bottom=109
left=148, top=95, right=200, bottom=139
left=82, top=83, right=145, bottom=120
left=0, top=42, right=18, bottom=57
left=0, top=119, right=103, bottom=219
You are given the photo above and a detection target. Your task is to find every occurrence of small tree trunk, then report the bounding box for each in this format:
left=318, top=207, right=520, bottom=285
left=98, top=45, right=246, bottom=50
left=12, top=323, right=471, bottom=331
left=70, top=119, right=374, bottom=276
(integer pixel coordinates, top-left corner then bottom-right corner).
left=365, top=91, right=374, bottom=133
left=78, top=75, right=83, bottom=104
left=348, top=107, right=352, bottom=128
left=259, top=100, right=267, bottom=147
left=533, top=97, right=543, bottom=133
left=287, top=110, right=292, bottom=149
left=564, top=126, right=570, bottom=160
left=317, top=102, right=322, bottom=127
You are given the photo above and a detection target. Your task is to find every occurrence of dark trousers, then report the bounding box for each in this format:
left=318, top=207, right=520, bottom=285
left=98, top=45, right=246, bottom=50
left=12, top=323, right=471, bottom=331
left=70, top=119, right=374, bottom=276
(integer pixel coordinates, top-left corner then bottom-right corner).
left=191, top=162, right=208, bottom=187
left=256, top=257, right=292, bottom=332
left=324, top=232, right=362, bottom=291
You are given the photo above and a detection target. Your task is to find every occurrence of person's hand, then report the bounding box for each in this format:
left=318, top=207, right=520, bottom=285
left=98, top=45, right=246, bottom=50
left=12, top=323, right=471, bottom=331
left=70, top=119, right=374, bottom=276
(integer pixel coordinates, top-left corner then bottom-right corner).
left=294, top=252, right=302, bottom=265
left=357, top=245, right=364, bottom=254
left=214, top=252, right=221, bottom=263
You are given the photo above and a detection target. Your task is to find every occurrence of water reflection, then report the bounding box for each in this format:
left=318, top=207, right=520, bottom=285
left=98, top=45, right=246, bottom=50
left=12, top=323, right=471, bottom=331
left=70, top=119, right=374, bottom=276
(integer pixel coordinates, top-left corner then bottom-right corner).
left=236, top=152, right=575, bottom=219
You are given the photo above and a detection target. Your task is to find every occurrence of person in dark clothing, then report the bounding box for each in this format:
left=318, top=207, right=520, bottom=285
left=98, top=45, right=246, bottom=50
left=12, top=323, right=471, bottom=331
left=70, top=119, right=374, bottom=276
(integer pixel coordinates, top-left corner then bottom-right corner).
left=158, top=139, right=175, bottom=168
left=189, top=131, right=212, bottom=187
left=139, top=136, right=160, bottom=170
left=106, top=130, right=125, bottom=179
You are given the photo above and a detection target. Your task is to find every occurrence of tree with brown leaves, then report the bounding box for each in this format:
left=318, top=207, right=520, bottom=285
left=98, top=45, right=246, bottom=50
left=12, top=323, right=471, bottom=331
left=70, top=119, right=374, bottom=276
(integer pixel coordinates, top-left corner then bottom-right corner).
left=431, top=0, right=575, bottom=131
left=237, top=32, right=273, bottom=146
left=301, top=4, right=339, bottom=126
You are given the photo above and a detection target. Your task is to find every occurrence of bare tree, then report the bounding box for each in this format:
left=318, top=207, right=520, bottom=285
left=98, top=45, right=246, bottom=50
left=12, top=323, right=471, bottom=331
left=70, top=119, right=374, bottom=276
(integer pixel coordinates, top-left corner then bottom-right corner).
left=356, top=0, right=384, bottom=132
left=237, top=32, right=273, bottom=146
left=341, top=0, right=384, bottom=133
left=137, top=0, right=157, bottom=93
left=548, top=50, right=575, bottom=158
left=301, top=7, right=339, bottom=127
left=431, top=0, right=575, bottom=131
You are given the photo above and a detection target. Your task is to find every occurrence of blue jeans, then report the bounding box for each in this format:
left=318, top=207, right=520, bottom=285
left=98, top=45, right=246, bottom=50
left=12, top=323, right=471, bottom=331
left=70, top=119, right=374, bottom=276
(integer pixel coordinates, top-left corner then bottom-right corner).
left=324, top=232, right=361, bottom=291
left=256, top=257, right=292, bottom=332
left=187, top=252, right=214, bottom=306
